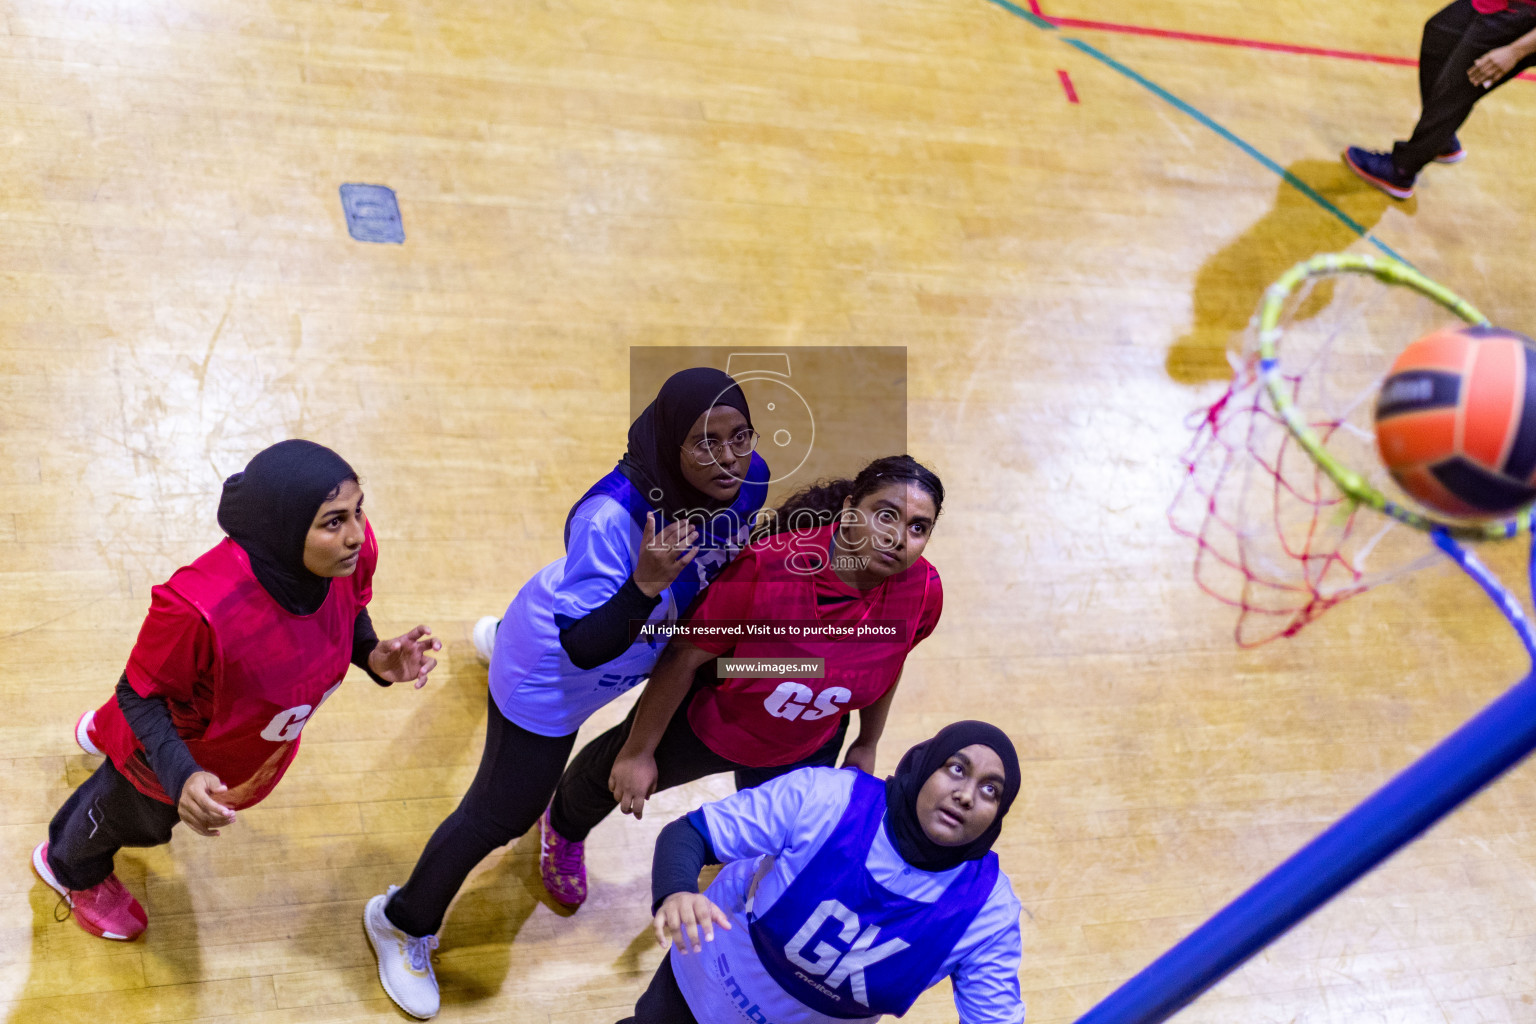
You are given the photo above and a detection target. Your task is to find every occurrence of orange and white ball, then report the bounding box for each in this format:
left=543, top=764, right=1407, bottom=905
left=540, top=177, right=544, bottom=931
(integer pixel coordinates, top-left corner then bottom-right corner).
left=1374, top=325, right=1536, bottom=518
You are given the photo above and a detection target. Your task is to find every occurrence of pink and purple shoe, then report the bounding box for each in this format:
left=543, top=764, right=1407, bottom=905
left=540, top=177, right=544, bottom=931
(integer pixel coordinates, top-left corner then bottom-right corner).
left=538, top=808, right=587, bottom=908
left=32, top=841, right=147, bottom=941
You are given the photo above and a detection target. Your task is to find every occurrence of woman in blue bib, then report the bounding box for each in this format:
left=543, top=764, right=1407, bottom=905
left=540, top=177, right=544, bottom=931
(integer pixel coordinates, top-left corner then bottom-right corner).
left=364, top=367, right=770, bottom=1020
left=622, top=721, right=1025, bottom=1024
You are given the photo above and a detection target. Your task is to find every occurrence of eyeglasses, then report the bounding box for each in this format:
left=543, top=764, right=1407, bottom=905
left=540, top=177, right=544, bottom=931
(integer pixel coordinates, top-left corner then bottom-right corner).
left=682, top=429, right=759, bottom=465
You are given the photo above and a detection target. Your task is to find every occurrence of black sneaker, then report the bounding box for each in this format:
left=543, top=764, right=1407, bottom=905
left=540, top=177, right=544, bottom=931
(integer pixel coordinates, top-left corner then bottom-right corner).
left=1343, top=146, right=1415, bottom=199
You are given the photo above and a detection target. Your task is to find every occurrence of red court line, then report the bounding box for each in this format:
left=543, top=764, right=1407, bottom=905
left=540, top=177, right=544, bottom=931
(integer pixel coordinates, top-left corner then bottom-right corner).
left=1038, top=7, right=1536, bottom=81
left=1057, top=69, right=1080, bottom=102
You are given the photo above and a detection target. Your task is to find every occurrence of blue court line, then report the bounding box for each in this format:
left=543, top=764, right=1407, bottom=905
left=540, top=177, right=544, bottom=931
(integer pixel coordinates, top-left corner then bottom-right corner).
left=983, top=0, right=1410, bottom=265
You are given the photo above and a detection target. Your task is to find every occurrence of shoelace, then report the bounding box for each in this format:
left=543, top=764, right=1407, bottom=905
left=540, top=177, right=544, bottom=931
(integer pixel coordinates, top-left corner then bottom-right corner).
left=406, top=933, right=439, bottom=973
left=550, top=833, right=584, bottom=874
left=86, top=877, right=135, bottom=917
left=52, top=896, right=73, bottom=924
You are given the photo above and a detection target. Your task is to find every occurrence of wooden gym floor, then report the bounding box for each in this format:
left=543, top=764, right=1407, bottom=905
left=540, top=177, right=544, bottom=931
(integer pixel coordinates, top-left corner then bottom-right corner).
left=4, top=0, right=1536, bottom=1020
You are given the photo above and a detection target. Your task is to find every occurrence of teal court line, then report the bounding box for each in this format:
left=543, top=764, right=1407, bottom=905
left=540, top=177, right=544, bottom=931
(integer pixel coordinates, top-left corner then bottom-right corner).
left=983, top=0, right=1410, bottom=265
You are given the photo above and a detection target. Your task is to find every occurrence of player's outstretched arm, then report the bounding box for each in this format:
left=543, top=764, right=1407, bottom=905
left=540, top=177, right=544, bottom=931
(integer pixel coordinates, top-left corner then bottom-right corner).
left=843, top=669, right=903, bottom=773
left=610, top=640, right=717, bottom=819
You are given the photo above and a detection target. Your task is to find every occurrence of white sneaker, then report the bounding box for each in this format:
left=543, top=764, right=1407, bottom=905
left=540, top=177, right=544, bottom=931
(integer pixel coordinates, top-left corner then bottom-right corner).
left=75, top=710, right=102, bottom=756
left=364, top=887, right=440, bottom=1020
left=471, top=616, right=500, bottom=666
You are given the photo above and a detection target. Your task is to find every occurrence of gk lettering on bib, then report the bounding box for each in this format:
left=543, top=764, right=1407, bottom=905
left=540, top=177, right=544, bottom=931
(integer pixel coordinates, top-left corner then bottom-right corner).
left=748, top=773, right=995, bottom=1018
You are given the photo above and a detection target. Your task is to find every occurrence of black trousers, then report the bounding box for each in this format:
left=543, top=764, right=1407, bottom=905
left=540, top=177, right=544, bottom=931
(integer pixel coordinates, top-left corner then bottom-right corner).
left=1394, top=0, right=1536, bottom=174
left=384, top=689, right=577, bottom=938
left=617, top=954, right=701, bottom=1024
left=548, top=681, right=850, bottom=843
left=47, top=759, right=182, bottom=891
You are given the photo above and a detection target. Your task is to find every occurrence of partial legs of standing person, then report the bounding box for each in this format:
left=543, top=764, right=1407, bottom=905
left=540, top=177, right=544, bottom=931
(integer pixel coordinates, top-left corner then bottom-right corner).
left=32, top=758, right=179, bottom=940
left=1345, top=0, right=1536, bottom=197
left=363, top=689, right=577, bottom=1020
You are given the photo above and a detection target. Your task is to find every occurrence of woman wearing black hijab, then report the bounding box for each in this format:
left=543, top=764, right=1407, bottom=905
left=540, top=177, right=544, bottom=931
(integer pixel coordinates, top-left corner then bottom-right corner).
left=364, top=368, right=769, bottom=1020
left=33, top=439, right=440, bottom=944
left=620, top=721, right=1026, bottom=1024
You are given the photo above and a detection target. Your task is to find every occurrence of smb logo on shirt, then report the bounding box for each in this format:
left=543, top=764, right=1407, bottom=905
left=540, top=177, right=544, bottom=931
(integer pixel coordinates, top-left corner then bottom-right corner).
left=718, top=952, right=781, bottom=1024
left=784, top=899, right=910, bottom=1007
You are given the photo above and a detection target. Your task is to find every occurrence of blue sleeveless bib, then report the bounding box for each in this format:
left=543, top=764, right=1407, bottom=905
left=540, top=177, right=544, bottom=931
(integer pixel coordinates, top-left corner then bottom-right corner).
left=563, top=453, right=769, bottom=612
left=748, top=772, right=998, bottom=1019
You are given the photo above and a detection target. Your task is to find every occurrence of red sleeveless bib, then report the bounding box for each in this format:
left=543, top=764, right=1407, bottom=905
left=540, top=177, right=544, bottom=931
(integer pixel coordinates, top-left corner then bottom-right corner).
left=686, top=525, right=940, bottom=767
left=94, top=525, right=376, bottom=808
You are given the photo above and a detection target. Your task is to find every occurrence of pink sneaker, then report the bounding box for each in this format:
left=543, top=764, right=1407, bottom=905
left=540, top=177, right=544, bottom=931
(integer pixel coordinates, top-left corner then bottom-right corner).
left=75, top=709, right=102, bottom=756
left=538, top=809, right=587, bottom=908
left=31, top=841, right=147, bottom=940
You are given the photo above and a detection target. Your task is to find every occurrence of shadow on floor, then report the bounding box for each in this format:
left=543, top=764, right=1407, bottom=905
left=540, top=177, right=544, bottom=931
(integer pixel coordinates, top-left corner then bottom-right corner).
left=1167, top=158, right=1409, bottom=384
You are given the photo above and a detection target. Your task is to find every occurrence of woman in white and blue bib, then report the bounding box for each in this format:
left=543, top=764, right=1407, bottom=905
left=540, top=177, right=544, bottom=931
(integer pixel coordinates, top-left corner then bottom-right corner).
left=622, top=721, right=1025, bottom=1024
left=364, top=367, right=770, bottom=1020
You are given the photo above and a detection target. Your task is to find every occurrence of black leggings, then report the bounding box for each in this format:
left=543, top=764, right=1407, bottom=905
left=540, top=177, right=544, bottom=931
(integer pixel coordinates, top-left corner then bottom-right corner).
left=1394, top=0, right=1536, bottom=173
left=548, top=685, right=849, bottom=843
left=617, top=954, right=700, bottom=1024
left=384, top=690, right=577, bottom=938
left=48, top=759, right=182, bottom=891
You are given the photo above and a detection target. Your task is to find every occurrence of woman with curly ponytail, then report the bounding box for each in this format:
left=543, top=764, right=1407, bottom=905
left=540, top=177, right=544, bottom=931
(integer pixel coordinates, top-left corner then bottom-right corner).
left=539, top=454, right=946, bottom=908
left=753, top=455, right=945, bottom=540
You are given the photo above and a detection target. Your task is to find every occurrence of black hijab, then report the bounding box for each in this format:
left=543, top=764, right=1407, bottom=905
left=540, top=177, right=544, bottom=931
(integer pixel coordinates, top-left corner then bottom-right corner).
left=216, top=439, right=358, bottom=616
left=618, top=367, right=752, bottom=520
left=883, top=721, right=1022, bottom=872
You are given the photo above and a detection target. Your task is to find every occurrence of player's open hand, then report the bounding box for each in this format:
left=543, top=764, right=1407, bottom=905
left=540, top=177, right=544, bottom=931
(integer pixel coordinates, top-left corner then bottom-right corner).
left=369, top=625, right=441, bottom=689
left=1470, top=45, right=1519, bottom=88
left=634, top=512, right=700, bottom=598
left=610, top=749, right=660, bottom=820
left=179, top=772, right=236, bottom=837
left=654, top=892, right=731, bottom=954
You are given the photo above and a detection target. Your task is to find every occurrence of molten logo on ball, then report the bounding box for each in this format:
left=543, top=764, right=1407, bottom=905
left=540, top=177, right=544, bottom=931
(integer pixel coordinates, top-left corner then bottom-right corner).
left=1375, top=325, right=1536, bottom=518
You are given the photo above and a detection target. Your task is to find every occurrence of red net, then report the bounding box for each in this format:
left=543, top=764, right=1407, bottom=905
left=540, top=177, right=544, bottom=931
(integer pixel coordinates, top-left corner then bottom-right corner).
left=1168, top=272, right=1446, bottom=646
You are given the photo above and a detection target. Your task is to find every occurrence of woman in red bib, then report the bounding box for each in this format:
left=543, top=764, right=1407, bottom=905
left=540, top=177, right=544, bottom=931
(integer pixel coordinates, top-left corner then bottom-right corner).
left=540, top=455, right=944, bottom=907
left=31, top=440, right=441, bottom=941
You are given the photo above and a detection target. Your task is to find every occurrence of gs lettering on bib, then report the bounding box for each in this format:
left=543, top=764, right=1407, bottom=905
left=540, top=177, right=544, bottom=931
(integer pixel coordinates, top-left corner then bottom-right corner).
left=93, top=527, right=376, bottom=809
left=748, top=773, right=995, bottom=1019
left=258, top=680, right=344, bottom=741
left=763, top=682, right=852, bottom=722
left=687, top=524, right=942, bottom=768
